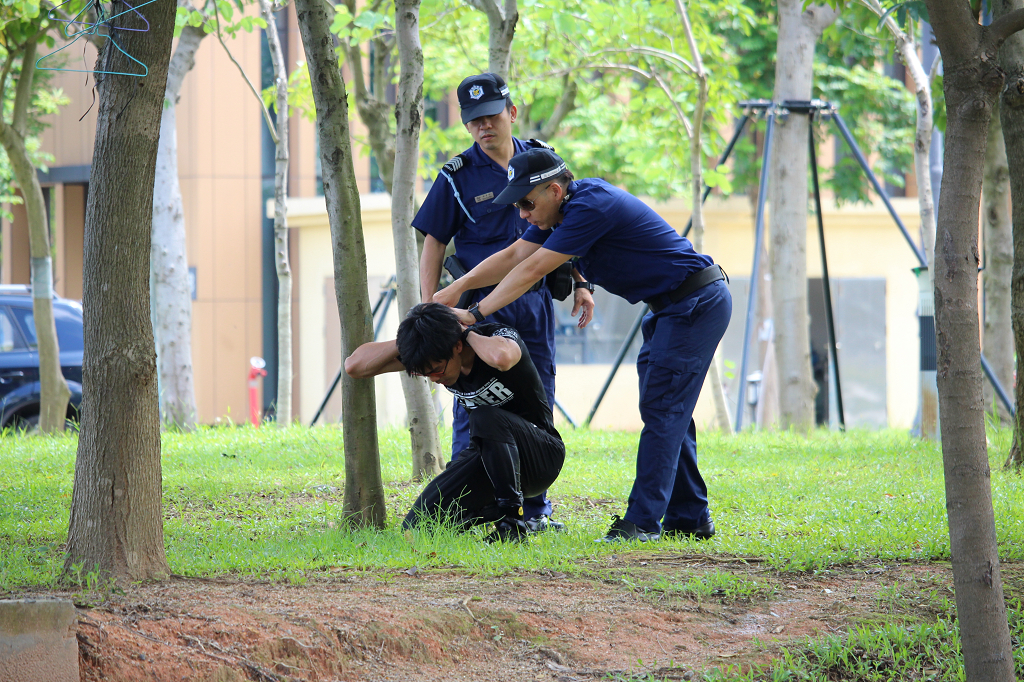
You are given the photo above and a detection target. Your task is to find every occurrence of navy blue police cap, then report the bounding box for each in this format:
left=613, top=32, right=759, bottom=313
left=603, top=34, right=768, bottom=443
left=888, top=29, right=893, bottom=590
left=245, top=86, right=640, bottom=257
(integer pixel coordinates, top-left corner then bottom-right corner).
left=493, top=148, right=568, bottom=205
left=458, top=73, right=511, bottom=124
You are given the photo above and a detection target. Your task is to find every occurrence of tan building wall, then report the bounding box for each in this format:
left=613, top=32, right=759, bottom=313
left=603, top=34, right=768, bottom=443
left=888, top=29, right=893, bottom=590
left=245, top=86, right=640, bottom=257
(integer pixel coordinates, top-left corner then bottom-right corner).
left=291, top=193, right=924, bottom=432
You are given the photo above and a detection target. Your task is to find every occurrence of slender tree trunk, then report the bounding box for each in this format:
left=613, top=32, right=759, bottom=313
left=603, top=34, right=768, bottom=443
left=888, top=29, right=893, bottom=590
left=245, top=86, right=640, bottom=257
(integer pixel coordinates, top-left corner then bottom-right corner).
left=344, top=4, right=441, bottom=475
left=0, top=39, right=71, bottom=434
left=64, top=0, right=175, bottom=581
left=262, top=1, right=293, bottom=426
left=295, top=0, right=386, bottom=527
left=998, top=0, right=1024, bottom=467
left=672, top=0, right=730, bottom=434
left=394, top=0, right=443, bottom=478
left=982, top=114, right=1013, bottom=422
left=769, top=0, right=837, bottom=431
left=920, top=0, right=1024, bottom=677
left=151, top=24, right=204, bottom=431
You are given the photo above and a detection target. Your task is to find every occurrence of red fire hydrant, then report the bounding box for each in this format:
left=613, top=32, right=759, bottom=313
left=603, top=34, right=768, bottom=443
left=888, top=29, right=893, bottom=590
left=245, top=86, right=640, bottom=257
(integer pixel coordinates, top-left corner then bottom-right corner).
left=248, top=356, right=267, bottom=427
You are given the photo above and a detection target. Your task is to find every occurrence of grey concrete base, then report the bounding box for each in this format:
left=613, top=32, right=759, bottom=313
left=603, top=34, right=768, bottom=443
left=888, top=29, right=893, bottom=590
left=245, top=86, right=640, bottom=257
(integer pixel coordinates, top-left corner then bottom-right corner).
left=0, top=599, right=79, bottom=682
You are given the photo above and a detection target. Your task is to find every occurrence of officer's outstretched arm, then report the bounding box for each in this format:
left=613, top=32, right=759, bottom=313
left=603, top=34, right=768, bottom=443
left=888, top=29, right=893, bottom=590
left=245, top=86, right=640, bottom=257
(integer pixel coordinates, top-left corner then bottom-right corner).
left=345, top=340, right=405, bottom=379
left=434, top=238, right=541, bottom=308
left=465, top=330, right=522, bottom=372
left=463, top=248, right=573, bottom=324
left=420, top=235, right=447, bottom=303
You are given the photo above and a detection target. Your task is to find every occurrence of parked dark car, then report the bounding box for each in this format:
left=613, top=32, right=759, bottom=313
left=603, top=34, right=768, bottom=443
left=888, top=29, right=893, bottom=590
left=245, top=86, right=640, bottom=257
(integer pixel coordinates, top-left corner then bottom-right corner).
left=0, top=285, right=84, bottom=430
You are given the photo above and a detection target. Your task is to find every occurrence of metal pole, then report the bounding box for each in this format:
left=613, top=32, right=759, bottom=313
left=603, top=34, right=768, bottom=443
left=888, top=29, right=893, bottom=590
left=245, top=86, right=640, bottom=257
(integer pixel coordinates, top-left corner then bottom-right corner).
left=585, top=305, right=647, bottom=427
left=830, top=112, right=927, bottom=267
left=554, top=398, right=578, bottom=428
left=981, top=352, right=1016, bottom=418
left=735, top=110, right=776, bottom=432
left=681, top=115, right=750, bottom=239
left=808, top=118, right=846, bottom=430
left=310, top=277, right=395, bottom=426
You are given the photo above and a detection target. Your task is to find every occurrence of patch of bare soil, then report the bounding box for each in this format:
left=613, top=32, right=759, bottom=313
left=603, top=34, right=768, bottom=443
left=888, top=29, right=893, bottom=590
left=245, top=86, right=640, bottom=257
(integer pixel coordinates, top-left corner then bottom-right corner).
left=26, top=557, right=955, bottom=682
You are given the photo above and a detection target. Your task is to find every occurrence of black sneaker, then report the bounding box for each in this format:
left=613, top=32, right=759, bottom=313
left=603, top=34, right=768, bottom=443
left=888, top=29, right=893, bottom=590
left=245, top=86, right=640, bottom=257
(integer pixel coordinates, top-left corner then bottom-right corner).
left=484, top=516, right=530, bottom=543
left=525, top=515, right=566, bottom=533
left=661, top=520, right=716, bottom=540
left=596, top=515, right=660, bottom=543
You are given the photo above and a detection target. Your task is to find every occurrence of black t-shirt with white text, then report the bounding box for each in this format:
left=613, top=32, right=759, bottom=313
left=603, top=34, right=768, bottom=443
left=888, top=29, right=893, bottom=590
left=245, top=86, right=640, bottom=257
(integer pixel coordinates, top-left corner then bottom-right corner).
left=447, top=322, right=557, bottom=437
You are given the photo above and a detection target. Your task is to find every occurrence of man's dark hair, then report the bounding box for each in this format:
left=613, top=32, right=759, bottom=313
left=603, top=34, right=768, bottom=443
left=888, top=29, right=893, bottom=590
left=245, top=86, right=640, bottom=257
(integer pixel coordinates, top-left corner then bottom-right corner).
left=553, top=170, right=574, bottom=188
left=397, top=303, right=463, bottom=376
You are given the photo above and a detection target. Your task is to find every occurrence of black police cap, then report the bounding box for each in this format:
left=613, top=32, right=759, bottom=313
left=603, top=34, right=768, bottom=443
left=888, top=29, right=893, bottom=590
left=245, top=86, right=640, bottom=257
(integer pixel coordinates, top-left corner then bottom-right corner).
left=493, top=148, right=568, bottom=205
left=457, top=73, right=511, bottom=124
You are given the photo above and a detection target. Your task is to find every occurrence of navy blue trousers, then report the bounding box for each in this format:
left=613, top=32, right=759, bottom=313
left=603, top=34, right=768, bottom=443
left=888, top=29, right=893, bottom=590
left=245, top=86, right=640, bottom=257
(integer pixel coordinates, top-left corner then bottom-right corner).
left=624, top=279, right=732, bottom=533
left=451, top=288, right=556, bottom=519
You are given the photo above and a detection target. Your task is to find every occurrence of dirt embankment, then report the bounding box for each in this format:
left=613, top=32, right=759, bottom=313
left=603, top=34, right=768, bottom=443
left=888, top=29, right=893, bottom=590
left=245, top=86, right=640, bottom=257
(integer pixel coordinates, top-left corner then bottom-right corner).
left=27, top=556, right=950, bottom=682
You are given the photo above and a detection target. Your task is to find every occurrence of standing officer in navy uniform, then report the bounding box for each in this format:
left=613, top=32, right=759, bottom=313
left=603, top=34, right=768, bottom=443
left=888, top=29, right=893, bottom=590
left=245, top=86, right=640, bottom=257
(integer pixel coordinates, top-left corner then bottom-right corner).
left=414, top=74, right=595, bottom=533
left=436, top=148, right=731, bottom=543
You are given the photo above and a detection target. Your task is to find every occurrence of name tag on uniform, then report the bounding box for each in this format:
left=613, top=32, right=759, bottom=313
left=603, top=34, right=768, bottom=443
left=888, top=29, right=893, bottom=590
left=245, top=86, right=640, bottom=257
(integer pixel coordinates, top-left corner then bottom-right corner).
left=474, top=192, right=494, bottom=203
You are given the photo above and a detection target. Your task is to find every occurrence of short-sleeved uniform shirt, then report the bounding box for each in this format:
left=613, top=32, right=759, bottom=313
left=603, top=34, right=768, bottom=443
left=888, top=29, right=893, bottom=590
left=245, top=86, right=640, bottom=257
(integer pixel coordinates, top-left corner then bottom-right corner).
left=413, top=138, right=541, bottom=271
left=521, top=179, right=714, bottom=305
left=445, top=322, right=557, bottom=438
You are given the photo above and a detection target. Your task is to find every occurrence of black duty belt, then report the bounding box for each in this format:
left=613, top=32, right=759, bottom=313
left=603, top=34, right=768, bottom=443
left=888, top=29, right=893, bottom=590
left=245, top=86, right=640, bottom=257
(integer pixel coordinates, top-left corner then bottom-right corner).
left=645, top=264, right=728, bottom=314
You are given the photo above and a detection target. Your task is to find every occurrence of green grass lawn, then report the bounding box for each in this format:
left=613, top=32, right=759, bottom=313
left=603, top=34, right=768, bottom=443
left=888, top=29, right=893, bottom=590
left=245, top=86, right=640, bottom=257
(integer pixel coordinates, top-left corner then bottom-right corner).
left=3, top=424, right=1024, bottom=680
left=2, top=424, right=1023, bottom=586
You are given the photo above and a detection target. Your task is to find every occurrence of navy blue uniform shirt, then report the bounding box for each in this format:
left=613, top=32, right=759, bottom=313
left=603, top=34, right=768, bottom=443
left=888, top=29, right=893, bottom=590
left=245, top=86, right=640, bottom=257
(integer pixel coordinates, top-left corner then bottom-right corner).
left=413, top=138, right=536, bottom=270
left=521, top=179, right=713, bottom=304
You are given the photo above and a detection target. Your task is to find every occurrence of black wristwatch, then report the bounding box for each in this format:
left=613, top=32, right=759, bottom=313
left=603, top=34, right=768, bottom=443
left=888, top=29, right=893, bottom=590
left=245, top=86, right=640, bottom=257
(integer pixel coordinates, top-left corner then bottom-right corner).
left=574, top=281, right=595, bottom=293
left=468, top=303, right=485, bottom=323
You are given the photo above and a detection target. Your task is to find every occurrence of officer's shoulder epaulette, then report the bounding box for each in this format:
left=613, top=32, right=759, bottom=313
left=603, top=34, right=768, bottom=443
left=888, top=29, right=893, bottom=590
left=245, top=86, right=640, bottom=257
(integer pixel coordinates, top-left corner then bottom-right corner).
left=528, top=138, right=555, bottom=151
left=441, top=153, right=470, bottom=174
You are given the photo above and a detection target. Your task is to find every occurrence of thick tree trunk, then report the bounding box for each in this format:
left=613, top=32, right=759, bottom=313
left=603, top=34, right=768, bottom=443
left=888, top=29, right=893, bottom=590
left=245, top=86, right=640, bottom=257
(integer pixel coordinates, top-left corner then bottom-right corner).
left=262, top=1, right=293, bottom=426
left=295, top=0, right=386, bottom=527
left=151, top=25, right=204, bottom=431
left=921, top=0, right=1024, bottom=677
left=394, top=0, right=443, bottom=478
left=0, top=39, right=71, bottom=434
left=64, top=0, right=176, bottom=582
left=768, top=0, right=836, bottom=431
left=982, top=114, right=1013, bottom=422
left=998, top=0, right=1024, bottom=468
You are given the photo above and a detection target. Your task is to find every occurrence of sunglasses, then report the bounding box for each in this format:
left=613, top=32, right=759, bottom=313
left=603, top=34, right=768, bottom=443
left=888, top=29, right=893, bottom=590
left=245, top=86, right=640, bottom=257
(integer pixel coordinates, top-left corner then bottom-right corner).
left=513, top=181, right=555, bottom=211
left=417, top=357, right=449, bottom=378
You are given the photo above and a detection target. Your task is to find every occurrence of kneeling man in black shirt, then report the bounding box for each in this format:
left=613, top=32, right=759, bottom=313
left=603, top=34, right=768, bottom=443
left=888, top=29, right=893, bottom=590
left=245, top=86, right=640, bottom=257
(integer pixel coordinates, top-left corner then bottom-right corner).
left=344, top=303, right=565, bottom=542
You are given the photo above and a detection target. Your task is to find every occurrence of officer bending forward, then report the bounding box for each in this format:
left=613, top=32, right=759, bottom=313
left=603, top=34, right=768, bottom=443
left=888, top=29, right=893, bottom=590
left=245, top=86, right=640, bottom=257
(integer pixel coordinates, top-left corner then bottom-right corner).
left=344, top=303, right=565, bottom=542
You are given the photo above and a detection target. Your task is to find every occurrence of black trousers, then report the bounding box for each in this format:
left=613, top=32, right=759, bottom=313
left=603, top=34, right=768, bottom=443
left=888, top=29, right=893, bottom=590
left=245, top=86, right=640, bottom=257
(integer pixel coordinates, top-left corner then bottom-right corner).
left=402, top=406, right=565, bottom=529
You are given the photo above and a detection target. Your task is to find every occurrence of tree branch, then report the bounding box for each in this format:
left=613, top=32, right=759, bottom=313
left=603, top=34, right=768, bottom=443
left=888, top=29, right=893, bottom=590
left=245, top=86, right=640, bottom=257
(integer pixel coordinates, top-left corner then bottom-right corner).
left=988, top=7, right=1024, bottom=45
left=213, top=2, right=278, bottom=143
left=12, top=38, right=37, bottom=138
left=40, top=0, right=102, bottom=46
left=536, top=76, right=577, bottom=140
left=650, top=66, right=693, bottom=138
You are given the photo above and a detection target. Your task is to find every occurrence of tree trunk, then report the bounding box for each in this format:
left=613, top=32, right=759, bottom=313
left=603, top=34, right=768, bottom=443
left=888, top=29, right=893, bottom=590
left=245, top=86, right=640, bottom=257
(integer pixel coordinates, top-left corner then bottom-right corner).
left=673, top=0, right=729, bottom=434
left=465, top=0, right=517, bottom=79
left=0, top=39, right=71, bottom=434
left=768, top=0, right=837, bottom=431
left=262, top=1, right=293, bottom=426
left=394, top=0, right=443, bottom=478
left=345, top=6, right=441, bottom=477
left=998, top=0, right=1024, bottom=468
left=64, top=0, right=176, bottom=582
left=295, top=0, right=386, bottom=527
left=151, top=25, right=204, bottom=431
left=921, top=0, right=1024, bottom=677
left=982, top=114, right=1013, bottom=422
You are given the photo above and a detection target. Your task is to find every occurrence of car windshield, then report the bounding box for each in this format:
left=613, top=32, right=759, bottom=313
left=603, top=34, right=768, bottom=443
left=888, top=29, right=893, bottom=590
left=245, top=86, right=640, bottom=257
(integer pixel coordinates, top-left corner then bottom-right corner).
left=9, top=304, right=85, bottom=352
